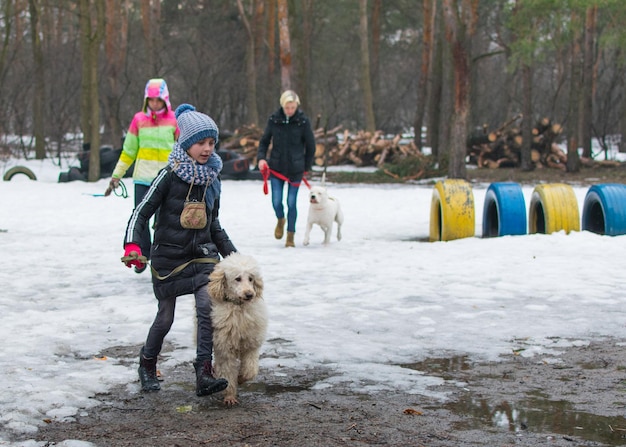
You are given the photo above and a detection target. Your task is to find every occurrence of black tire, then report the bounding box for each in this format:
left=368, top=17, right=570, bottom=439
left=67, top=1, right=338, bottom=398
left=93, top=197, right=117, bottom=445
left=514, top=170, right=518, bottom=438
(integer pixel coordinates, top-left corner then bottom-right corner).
left=3, top=165, right=37, bottom=181
left=68, top=166, right=87, bottom=182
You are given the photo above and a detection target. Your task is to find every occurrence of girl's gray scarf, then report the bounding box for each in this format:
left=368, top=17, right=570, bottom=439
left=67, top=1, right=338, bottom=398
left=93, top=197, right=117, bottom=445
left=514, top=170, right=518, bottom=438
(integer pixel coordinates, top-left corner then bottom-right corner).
left=168, top=143, right=223, bottom=204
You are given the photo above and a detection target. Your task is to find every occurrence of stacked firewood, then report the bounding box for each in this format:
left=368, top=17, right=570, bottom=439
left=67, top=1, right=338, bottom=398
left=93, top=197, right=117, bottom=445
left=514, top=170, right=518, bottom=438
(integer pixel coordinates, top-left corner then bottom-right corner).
left=219, top=124, right=264, bottom=161
left=220, top=125, right=426, bottom=168
left=467, top=115, right=567, bottom=169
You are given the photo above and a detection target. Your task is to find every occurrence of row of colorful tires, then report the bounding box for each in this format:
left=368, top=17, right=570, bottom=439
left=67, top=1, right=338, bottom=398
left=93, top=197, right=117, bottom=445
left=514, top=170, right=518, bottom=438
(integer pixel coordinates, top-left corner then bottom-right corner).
left=429, top=179, right=626, bottom=241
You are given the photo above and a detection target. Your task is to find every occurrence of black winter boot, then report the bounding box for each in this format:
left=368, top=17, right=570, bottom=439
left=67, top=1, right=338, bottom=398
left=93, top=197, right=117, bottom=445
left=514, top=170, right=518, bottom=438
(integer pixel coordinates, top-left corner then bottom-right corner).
left=193, top=359, right=228, bottom=397
left=138, top=348, right=160, bottom=392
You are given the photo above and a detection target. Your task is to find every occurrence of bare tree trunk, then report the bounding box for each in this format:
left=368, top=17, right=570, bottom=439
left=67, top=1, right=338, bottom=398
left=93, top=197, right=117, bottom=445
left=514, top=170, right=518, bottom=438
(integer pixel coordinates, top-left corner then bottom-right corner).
left=359, top=0, right=375, bottom=132
left=414, top=0, right=436, bottom=150
left=300, top=0, right=313, bottom=110
left=428, top=6, right=445, bottom=162
left=104, top=0, right=129, bottom=147
left=267, top=0, right=276, bottom=76
left=567, top=10, right=582, bottom=173
left=370, top=0, right=381, bottom=120
left=580, top=4, right=597, bottom=159
left=140, top=0, right=161, bottom=74
left=520, top=64, right=533, bottom=171
left=442, top=0, right=477, bottom=179
left=0, top=0, right=13, bottom=88
left=79, top=0, right=91, bottom=149
left=619, top=59, right=626, bottom=153
left=28, top=0, right=45, bottom=160
left=236, top=0, right=259, bottom=125
left=79, top=0, right=105, bottom=182
left=277, top=0, right=293, bottom=91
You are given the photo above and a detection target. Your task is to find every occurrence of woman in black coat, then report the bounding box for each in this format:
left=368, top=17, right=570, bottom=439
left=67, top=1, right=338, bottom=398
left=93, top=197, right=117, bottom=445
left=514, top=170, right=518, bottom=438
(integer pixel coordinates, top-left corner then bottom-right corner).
left=121, top=104, right=236, bottom=397
left=257, top=90, right=316, bottom=247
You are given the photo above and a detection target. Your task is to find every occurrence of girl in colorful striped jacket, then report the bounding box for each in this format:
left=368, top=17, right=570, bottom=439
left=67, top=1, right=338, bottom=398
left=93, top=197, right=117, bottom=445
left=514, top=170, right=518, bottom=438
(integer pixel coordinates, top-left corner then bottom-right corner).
left=109, top=78, right=180, bottom=272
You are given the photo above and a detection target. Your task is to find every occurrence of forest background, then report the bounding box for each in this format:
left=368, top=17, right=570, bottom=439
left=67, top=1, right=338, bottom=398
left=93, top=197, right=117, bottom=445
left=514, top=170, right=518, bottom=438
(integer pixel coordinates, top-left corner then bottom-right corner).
left=2, top=0, right=626, bottom=181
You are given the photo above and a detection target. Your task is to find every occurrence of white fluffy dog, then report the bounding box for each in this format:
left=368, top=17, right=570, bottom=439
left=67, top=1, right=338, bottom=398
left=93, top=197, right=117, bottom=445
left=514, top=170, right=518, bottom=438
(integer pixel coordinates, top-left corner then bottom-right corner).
left=208, top=253, right=267, bottom=405
left=303, top=185, right=344, bottom=246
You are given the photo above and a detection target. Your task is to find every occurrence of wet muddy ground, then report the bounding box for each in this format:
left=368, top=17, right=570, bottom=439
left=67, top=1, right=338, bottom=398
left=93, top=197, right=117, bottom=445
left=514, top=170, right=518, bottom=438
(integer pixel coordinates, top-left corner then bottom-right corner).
left=25, top=338, right=626, bottom=446
left=12, top=167, right=626, bottom=446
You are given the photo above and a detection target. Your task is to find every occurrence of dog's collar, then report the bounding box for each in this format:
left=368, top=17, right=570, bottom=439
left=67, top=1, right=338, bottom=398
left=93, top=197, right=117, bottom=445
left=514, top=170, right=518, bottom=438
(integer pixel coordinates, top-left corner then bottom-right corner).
left=223, top=297, right=244, bottom=306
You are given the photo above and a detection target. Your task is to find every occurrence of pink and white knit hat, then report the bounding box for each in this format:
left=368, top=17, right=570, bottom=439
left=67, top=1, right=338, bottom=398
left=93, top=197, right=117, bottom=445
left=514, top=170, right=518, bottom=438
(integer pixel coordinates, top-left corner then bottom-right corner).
left=143, top=78, right=172, bottom=112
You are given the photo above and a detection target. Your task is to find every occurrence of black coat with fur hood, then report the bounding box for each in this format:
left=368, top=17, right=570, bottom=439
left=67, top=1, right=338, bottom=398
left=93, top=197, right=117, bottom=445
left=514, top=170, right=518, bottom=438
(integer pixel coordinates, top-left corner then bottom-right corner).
left=124, top=166, right=236, bottom=300
left=257, top=107, right=316, bottom=179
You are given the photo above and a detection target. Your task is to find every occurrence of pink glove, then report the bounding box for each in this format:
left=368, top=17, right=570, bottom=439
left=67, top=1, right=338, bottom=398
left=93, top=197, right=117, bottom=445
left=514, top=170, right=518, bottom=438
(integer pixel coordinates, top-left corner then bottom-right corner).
left=122, top=243, right=145, bottom=269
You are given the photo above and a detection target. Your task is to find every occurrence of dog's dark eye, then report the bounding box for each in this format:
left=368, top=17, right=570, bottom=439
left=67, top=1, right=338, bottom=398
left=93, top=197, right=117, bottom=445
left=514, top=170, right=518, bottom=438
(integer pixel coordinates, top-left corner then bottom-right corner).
left=248, top=275, right=254, bottom=282
left=235, top=276, right=242, bottom=282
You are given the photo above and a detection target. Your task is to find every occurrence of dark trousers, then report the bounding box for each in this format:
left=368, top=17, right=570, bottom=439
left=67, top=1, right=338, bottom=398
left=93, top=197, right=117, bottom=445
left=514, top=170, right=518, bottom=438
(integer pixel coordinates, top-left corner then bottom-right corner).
left=143, top=285, right=214, bottom=361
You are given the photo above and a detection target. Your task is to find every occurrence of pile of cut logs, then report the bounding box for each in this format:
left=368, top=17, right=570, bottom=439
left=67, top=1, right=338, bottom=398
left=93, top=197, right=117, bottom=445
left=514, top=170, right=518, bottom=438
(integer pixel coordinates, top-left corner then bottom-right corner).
left=467, top=115, right=568, bottom=169
left=220, top=124, right=426, bottom=168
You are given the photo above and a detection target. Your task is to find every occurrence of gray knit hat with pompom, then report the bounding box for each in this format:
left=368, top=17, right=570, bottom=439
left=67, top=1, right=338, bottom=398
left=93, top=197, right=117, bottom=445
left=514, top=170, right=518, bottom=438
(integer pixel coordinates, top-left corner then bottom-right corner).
left=175, top=103, right=219, bottom=151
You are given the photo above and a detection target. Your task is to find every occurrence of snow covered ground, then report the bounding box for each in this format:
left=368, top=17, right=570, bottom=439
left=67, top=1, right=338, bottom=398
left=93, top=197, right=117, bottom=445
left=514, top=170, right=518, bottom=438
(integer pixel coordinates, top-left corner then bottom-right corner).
left=1, top=158, right=625, bottom=445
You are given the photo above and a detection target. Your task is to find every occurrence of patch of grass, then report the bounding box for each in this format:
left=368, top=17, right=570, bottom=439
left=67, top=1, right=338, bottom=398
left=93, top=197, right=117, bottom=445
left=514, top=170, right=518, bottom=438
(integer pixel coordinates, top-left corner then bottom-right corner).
left=313, top=158, right=626, bottom=185
left=320, top=170, right=402, bottom=184
left=382, top=155, right=441, bottom=179
left=315, top=155, right=443, bottom=184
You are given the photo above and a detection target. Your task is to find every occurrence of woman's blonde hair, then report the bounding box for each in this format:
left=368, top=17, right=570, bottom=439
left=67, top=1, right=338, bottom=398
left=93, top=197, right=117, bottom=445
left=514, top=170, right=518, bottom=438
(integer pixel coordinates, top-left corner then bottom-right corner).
left=279, top=90, right=300, bottom=107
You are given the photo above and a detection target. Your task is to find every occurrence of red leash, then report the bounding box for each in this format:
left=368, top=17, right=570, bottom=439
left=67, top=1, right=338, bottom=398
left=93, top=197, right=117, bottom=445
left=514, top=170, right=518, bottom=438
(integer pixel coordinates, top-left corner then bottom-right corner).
left=262, top=167, right=310, bottom=195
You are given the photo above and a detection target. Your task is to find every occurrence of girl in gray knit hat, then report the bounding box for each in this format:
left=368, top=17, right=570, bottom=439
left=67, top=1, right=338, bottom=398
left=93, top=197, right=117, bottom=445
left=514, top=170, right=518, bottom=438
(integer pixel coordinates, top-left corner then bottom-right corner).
left=121, top=103, right=236, bottom=397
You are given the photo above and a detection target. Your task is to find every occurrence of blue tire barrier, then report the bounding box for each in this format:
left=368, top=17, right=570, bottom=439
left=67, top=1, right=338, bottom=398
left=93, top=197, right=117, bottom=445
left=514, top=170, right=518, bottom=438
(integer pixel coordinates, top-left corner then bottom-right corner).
left=482, top=182, right=527, bottom=237
left=582, top=183, right=626, bottom=236
left=528, top=183, right=580, bottom=234
left=429, top=179, right=475, bottom=242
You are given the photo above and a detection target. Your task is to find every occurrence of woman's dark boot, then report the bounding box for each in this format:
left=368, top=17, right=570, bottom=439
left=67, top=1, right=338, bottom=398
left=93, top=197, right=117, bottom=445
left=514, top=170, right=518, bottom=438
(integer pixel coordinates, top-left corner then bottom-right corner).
left=138, top=348, right=160, bottom=392
left=193, top=359, right=228, bottom=396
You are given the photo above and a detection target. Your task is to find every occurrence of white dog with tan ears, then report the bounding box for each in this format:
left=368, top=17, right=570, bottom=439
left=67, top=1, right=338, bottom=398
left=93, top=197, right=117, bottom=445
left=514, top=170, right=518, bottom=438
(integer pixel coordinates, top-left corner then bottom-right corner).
left=208, top=252, right=267, bottom=405
left=303, top=181, right=344, bottom=246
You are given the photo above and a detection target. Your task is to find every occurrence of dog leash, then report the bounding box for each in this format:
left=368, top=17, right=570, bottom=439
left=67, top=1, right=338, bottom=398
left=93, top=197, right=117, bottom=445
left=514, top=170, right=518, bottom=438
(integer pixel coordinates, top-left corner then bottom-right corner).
left=261, top=167, right=311, bottom=195
left=104, top=180, right=128, bottom=198
left=121, top=253, right=219, bottom=280
left=150, top=258, right=219, bottom=280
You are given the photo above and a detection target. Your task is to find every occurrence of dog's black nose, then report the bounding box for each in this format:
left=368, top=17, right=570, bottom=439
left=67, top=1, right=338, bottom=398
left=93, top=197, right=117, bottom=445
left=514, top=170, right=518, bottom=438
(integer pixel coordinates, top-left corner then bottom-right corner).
left=245, top=292, right=254, bottom=300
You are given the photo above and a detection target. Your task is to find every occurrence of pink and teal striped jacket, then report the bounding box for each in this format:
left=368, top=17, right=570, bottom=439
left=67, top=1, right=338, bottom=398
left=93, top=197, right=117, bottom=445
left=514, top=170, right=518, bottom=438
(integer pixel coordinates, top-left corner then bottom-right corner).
left=112, top=78, right=180, bottom=185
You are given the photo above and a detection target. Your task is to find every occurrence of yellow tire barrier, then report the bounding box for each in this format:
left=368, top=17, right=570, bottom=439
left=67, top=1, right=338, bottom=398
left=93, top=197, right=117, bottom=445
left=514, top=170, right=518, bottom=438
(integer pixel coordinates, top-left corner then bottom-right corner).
left=528, top=183, right=580, bottom=234
left=429, top=179, right=475, bottom=242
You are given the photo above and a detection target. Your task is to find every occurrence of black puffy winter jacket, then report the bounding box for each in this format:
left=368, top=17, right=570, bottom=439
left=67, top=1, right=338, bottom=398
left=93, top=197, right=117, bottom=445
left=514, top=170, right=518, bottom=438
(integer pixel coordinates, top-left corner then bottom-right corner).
left=257, top=107, right=316, bottom=178
left=123, top=166, right=236, bottom=300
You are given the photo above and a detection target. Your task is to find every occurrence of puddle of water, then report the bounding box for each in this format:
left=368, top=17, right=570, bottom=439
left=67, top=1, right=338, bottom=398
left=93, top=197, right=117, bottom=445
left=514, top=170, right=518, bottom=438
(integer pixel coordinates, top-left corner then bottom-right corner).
left=244, top=382, right=309, bottom=395
left=401, top=355, right=471, bottom=380
left=444, top=394, right=626, bottom=445
left=403, top=356, right=626, bottom=445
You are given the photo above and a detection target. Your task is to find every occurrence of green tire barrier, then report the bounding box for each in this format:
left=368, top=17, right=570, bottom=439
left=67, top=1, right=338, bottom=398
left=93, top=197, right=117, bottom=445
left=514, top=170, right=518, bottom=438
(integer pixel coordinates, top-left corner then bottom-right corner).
left=528, top=183, right=579, bottom=234
left=3, top=165, right=37, bottom=181
left=429, top=179, right=475, bottom=242
left=582, top=183, right=626, bottom=236
left=482, top=182, right=527, bottom=237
